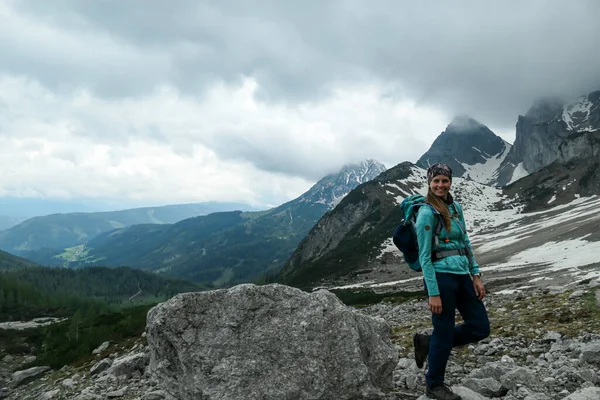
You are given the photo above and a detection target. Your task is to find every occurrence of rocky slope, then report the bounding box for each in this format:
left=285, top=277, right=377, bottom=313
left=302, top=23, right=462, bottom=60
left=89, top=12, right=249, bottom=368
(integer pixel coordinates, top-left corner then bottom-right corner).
left=495, top=90, right=600, bottom=186
left=417, top=116, right=511, bottom=185
left=4, top=284, right=600, bottom=399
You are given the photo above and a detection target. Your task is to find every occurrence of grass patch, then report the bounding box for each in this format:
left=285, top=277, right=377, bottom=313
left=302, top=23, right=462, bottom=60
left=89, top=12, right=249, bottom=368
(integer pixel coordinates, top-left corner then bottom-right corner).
left=331, top=288, right=426, bottom=307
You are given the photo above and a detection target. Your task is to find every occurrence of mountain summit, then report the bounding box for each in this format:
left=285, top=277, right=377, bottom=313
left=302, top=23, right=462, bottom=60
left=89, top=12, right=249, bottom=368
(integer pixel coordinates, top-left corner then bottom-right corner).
left=298, top=159, right=387, bottom=207
left=416, top=116, right=510, bottom=184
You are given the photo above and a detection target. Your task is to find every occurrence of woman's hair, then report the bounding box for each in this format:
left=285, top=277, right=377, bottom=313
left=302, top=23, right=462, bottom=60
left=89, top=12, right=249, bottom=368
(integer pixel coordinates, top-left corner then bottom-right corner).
left=426, top=188, right=451, bottom=231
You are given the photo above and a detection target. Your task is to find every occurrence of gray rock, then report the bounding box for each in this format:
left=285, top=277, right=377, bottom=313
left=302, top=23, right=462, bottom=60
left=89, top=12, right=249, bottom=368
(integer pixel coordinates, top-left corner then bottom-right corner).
left=579, top=342, right=600, bottom=365
left=106, top=353, right=147, bottom=378
left=73, top=394, right=102, bottom=400
left=36, top=389, right=60, bottom=399
left=563, top=387, right=600, bottom=400
left=61, top=378, right=75, bottom=388
left=106, top=387, right=127, bottom=398
left=22, top=355, right=36, bottom=364
left=147, top=283, right=398, bottom=400
left=462, top=377, right=508, bottom=398
left=11, top=366, right=51, bottom=387
left=576, top=368, right=597, bottom=384
left=468, top=362, right=513, bottom=381
left=90, top=358, right=112, bottom=376
left=524, top=394, right=550, bottom=400
left=92, top=341, right=110, bottom=355
left=568, top=290, right=585, bottom=301
left=544, top=331, right=562, bottom=341
left=451, top=386, right=491, bottom=400
left=500, top=366, right=538, bottom=391
left=143, top=390, right=174, bottom=400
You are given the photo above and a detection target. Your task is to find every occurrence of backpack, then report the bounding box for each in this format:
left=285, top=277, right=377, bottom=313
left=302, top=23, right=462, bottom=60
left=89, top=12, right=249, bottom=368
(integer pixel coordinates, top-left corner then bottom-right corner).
left=392, top=194, right=443, bottom=271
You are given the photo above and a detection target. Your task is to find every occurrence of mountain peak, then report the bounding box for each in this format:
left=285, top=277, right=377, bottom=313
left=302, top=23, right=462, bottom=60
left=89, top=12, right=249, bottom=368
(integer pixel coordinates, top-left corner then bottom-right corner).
left=299, top=159, right=387, bottom=207
left=416, top=117, right=510, bottom=184
left=446, top=115, right=485, bottom=133
left=339, top=159, right=386, bottom=174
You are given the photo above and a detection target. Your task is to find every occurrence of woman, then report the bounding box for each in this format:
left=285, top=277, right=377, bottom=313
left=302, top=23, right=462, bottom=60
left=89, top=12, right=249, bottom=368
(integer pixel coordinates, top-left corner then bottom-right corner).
left=413, top=163, right=490, bottom=400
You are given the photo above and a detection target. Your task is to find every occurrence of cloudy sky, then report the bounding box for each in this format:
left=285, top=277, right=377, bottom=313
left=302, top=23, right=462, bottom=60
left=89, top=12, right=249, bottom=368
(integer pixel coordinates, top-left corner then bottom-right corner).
left=1, top=0, right=599, bottom=211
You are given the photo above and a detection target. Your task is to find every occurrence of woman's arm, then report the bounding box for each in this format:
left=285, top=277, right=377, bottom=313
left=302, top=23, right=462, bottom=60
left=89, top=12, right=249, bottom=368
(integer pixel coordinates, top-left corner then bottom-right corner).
left=415, top=206, right=439, bottom=296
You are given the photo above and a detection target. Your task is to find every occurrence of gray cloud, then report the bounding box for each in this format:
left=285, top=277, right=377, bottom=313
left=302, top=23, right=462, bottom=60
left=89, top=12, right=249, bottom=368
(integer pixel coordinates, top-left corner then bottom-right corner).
left=2, top=1, right=600, bottom=205
left=9, top=0, right=600, bottom=129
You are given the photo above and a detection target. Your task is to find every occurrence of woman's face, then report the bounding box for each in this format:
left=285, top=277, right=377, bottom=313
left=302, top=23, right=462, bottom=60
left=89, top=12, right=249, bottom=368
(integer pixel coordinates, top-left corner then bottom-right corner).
left=429, top=174, right=451, bottom=199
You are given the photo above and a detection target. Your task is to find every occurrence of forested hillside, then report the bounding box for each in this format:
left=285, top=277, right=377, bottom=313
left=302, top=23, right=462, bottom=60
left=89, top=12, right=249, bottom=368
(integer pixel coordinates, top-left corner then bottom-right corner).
left=0, top=266, right=203, bottom=369
left=0, top=249, right=38, bottom=271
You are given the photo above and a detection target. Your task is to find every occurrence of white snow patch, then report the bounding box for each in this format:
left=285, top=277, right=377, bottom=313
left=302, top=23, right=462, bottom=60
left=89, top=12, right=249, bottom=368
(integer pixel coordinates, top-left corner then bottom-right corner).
left=508, top=162, right=529, bottom=185
left=462, top=142, right=511, bottom=185
left=0, top=317, right=66, bottom=330
left=483, top=237, right=600, bottom=273
left=562, top=96, right=594, bottom=131
left=547, top=195, right=557, bottom=204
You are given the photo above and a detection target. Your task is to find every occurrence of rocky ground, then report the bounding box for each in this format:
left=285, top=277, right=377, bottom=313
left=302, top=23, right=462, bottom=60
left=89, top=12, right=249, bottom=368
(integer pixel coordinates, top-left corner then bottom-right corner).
left=2, top=284, right=600, bottom=399
left=365, top=283, right=600, bottom=399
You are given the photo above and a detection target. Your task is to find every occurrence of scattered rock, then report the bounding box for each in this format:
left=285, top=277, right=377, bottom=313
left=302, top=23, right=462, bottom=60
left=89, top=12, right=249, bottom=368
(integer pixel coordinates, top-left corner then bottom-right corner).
left=92, top=341, right=110, bottom=355
left=563, top=386, right=600, bottom=399
left=105, top=352, right=147, bottom=378
left=90, top=358, right=113, bottom=376
left=11, top=366, right=51, bottom=387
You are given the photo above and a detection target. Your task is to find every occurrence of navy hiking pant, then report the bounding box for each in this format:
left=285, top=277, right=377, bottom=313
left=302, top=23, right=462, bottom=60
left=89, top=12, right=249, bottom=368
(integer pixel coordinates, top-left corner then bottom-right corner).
left=425, top=272, right=490, bottom=388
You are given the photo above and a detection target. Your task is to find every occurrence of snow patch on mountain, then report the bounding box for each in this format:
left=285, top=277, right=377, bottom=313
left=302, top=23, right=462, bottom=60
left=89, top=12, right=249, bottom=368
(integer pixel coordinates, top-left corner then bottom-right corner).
left=383, top=165, right=427, bottom=204
left=562, top=96, right=598, bottom=132
left=460, top=143, right=511, bottom=185
left=507, top=162, right=529, bottom=185
left=377, top=167, right=523, bottom=262
left=341, top=194, right=600, bottom=292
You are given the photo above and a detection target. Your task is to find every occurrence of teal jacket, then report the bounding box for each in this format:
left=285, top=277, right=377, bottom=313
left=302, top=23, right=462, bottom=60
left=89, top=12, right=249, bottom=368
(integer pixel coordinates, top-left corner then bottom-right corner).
left=415, top=200, right=480, bottom=296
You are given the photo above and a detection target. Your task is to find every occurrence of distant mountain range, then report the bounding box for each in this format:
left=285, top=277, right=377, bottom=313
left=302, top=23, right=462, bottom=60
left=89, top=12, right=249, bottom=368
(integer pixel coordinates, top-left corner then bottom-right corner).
left=18, top=160, right=387, bottom=287
left=4, top=89, right=600, bottom=293
left=0, top=202, right=258, bottom=253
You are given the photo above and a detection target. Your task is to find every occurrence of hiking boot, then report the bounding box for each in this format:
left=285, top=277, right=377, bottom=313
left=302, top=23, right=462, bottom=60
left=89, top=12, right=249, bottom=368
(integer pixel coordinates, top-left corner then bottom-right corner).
left=426, top=383, right=462, bottom=400
left=413, top=332, right=430, bottom=368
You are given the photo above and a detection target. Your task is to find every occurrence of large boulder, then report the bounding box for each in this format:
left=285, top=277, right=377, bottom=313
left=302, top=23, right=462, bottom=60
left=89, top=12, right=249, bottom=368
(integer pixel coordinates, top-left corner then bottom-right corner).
left=146, top=283, right=398, bottom=400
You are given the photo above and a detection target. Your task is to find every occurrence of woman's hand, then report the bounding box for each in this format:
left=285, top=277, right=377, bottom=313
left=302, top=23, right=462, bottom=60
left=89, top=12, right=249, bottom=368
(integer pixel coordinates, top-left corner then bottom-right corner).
left=429, top=296, right=442, bottom=314
left=473, top=275, right=486, bottom=300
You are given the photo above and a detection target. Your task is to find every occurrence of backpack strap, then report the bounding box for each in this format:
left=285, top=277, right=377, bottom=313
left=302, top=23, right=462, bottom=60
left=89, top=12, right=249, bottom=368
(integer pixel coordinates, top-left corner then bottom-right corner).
left=432, top=248, right=470, bottom=261
left=432, top=215, right=443, bottom=248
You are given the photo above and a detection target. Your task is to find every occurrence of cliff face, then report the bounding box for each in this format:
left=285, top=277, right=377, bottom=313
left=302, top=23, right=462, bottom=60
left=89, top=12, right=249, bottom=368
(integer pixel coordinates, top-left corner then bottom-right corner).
left=495, top=90, right=600, bottom=186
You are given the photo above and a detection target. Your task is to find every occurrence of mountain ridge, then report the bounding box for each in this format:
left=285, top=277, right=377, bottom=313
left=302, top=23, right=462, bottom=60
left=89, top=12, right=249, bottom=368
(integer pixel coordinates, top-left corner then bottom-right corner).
left=20, top=160, right=387, bottom=287
left=0, top=201, right=258, bottom=254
